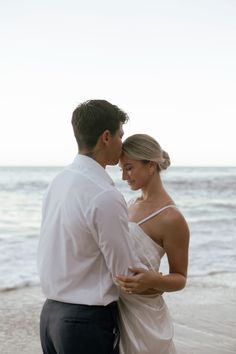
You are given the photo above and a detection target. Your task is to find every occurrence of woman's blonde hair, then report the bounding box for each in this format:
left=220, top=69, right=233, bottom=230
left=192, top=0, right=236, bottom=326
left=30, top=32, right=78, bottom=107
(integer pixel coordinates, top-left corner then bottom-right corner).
left=122, top=134, right=170, bottom=171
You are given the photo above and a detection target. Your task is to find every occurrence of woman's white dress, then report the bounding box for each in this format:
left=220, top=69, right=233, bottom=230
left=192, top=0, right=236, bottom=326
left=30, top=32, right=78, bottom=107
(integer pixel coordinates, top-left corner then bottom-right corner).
left=118, top=205, right=177, bottom=354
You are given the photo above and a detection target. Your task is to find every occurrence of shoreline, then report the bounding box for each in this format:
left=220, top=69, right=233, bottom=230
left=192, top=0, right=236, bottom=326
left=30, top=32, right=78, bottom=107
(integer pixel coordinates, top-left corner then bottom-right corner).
left=0, top=273, right=235, bottom=354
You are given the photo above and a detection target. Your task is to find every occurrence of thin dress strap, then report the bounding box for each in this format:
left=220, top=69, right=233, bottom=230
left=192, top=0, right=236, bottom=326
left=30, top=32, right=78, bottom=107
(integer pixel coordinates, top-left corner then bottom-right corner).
left=138, top=205, right=177, bottom=225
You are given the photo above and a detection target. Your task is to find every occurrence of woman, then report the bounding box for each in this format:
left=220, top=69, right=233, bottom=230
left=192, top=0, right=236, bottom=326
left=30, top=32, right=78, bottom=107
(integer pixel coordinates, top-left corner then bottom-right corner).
left=115, top=134, right=190, bottom=354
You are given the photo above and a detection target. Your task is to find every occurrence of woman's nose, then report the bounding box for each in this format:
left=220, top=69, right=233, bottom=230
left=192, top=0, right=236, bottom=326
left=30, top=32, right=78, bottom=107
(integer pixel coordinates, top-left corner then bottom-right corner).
left=122, top=170, right=127, bottom=180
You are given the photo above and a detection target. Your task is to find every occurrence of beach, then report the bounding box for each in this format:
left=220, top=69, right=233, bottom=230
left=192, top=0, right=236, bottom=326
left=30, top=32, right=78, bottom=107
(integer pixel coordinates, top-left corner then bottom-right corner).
left=1, top=166, right=236, bottom=353
left=0, top=273, right=235, bottom=354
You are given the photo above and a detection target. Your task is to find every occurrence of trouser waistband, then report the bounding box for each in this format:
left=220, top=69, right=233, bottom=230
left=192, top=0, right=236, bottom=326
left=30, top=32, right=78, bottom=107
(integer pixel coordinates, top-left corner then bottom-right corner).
left=46, top=298, right=118, bottom=309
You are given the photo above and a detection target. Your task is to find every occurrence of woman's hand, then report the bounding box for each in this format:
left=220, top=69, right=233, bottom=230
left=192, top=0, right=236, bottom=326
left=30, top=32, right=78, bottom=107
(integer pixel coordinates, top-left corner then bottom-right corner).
left=115, top=267, right=163, bottom=294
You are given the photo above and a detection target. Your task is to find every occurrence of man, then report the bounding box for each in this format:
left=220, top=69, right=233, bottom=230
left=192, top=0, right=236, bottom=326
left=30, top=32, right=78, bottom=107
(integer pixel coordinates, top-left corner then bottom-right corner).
left=37, top=99, right=143, bottom=354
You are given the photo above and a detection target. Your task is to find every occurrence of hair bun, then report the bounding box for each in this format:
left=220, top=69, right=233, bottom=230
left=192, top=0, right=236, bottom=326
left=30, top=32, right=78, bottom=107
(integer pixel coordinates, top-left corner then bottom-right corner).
left=158, top=150, right=171, bottom=170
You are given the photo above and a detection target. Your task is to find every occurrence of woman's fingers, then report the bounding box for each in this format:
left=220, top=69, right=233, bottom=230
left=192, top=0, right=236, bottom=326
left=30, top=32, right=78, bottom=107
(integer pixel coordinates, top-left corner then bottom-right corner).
left=128, top=267, right=147, bottom=274
left=115, top=268, right=151, bottom=293
left=115, top=275, right=136, bottom=293
left=115, top=274, right=134, bottom=283
left=115, top=267, right=147, bottom=284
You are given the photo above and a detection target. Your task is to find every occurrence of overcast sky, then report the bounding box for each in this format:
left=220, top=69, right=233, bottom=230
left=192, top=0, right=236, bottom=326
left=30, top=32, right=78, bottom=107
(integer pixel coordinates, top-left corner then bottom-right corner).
left=1, top=0, right=235, bottom=166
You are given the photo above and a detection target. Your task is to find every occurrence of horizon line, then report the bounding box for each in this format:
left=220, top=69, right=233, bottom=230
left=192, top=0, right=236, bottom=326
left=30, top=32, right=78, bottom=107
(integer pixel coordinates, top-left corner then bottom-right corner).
left=0, top=164, right=235, bottom=168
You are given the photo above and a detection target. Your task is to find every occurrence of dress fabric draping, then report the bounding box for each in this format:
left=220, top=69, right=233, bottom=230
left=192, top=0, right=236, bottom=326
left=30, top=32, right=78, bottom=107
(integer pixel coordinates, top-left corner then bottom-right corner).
left=118, top=206, right=177, bottom=354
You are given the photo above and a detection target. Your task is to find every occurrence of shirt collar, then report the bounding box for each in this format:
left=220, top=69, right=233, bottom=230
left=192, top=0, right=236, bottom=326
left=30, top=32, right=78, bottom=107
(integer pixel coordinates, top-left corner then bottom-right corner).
left=71, top=154, right=115, bottom=186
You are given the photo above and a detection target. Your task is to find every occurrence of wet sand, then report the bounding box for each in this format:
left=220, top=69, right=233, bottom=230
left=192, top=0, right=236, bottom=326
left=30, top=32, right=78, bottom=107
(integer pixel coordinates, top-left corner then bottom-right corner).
left=0, top=273, right=235, bottom=354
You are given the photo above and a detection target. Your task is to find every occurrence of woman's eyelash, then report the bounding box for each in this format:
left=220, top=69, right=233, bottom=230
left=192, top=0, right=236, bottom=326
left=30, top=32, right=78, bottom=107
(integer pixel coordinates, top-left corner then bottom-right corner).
left=119, top=166, right=132, bottom=172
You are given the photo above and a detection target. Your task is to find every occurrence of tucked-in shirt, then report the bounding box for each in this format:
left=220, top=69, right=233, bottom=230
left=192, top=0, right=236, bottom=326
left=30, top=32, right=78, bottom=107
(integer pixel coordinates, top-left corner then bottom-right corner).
left=37, top=155, right=143, bottom=305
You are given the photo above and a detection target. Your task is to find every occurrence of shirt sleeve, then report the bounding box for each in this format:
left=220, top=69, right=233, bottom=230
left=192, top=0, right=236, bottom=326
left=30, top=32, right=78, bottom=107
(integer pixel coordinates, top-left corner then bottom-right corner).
left=86, top=189, right=146, bottom=278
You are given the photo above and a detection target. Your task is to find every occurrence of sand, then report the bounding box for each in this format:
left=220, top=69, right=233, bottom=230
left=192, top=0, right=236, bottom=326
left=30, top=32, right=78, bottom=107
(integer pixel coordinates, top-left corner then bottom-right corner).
left=0, top=273, right=235, bottom=354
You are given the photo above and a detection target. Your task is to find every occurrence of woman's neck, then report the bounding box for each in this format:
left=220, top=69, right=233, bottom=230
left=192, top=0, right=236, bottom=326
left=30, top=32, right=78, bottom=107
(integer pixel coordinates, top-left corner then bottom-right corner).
left=140, top=173, right=166, bottom=202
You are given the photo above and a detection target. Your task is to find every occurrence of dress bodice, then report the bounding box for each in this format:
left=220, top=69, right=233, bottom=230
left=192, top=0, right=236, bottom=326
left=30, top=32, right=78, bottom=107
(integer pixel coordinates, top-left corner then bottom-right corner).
left=127, top=204, right=177, bottom=271
left=128, top=222, right=165, bottom=272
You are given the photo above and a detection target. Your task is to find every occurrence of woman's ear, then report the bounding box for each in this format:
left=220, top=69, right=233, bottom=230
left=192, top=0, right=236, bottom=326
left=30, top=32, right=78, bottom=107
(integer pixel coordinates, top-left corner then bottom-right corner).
left=149, top=161, right=157, bottom=175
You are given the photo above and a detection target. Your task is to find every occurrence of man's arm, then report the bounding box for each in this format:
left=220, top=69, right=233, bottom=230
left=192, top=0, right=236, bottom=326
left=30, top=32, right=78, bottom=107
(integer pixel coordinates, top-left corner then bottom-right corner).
left=87, top=189, right=146, bottom=280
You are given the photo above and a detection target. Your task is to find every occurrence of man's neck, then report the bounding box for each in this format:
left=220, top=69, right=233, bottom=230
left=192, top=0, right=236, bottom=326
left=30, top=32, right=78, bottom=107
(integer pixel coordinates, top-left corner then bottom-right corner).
left=79, top=150, right=107, bottom=169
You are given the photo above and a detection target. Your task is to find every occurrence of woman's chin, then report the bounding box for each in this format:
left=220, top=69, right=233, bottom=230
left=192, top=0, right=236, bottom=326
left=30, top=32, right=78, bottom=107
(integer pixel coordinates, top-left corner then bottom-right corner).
left=128, top=184, right=139, bottom=191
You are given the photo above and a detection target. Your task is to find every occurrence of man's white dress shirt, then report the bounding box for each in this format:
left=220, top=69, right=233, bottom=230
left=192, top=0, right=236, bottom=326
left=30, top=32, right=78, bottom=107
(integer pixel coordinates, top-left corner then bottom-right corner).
left=37, top=155, right=142, bottom=305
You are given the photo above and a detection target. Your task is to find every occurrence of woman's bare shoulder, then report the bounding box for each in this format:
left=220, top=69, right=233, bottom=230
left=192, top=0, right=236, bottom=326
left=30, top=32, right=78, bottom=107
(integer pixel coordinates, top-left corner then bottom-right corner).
left=161, top=206, right=189, bottom=234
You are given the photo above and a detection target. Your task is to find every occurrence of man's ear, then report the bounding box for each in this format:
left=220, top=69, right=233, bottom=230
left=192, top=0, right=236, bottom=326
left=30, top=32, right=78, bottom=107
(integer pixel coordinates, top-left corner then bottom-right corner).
left=101, top=130, right=111, bottom=146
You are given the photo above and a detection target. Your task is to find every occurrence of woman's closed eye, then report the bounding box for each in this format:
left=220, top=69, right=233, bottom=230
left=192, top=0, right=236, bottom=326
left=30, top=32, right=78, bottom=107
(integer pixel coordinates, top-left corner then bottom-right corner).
left=119, top=165, right=133, bottom=172
left=124, top=164, right=133, bottom=171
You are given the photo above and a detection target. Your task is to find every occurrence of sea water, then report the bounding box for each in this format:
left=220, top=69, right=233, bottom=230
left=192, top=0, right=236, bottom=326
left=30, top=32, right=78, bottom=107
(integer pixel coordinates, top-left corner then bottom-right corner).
left=0, top=165, right=235, bottom=291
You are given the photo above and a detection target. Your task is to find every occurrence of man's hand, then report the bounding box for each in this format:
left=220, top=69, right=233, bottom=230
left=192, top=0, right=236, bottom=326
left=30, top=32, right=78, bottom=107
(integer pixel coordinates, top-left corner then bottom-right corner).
left=115, top=267, right=163, bottom=294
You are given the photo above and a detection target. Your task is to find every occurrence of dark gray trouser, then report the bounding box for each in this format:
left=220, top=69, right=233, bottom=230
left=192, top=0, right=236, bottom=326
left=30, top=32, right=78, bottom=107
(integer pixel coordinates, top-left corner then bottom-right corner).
left=40, top=299, right=120, bottom=354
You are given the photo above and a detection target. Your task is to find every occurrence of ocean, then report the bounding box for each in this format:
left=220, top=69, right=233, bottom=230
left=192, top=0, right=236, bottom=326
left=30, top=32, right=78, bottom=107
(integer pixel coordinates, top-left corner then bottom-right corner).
left=0, top=165, right=235, bottom=292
